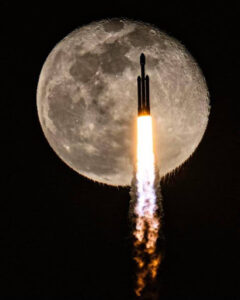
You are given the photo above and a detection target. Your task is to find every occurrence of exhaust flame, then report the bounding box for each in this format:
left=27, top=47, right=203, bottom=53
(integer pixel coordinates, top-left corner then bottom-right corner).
left=132, top=115, right=162, bottom=297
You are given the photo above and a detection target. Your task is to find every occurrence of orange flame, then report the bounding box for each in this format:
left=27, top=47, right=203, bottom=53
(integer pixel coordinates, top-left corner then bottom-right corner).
left=133, top=115, right=161, bottom=296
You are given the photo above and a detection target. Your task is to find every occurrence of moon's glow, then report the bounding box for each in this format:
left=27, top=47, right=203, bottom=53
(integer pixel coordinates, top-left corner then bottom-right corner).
left=37, top=19, right=210, bottom=186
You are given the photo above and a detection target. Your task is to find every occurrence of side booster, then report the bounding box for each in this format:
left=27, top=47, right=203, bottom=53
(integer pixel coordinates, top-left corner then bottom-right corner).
left=137, top=53, right=150, bottom=115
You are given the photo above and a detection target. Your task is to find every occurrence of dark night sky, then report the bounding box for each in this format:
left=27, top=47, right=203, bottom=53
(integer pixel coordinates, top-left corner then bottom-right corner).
left=2, top=1, right=240, bottom=299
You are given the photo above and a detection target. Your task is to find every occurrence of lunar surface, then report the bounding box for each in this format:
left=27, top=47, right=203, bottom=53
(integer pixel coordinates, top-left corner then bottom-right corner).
left=37, top=19, right=210, bottom=186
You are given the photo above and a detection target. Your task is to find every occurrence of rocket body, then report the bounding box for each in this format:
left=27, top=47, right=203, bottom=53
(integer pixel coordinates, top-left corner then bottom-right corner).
left=137, top=53, right=150, bottom=115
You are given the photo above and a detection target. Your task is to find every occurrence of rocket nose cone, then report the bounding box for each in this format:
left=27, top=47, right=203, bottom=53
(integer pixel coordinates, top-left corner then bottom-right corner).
left=140, top=53, right=145, bottom=65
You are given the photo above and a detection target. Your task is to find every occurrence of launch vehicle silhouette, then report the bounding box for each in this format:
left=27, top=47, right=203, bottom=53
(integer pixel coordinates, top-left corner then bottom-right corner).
left=137, top=53, right=150, bottom=115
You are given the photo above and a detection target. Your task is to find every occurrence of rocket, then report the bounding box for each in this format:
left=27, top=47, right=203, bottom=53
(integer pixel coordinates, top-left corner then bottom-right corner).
left=137, top=53, right=150, bottom=115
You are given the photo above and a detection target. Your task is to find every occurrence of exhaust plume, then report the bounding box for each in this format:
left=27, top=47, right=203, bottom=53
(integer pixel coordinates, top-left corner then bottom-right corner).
left=130, top=115, right=164, bottom=297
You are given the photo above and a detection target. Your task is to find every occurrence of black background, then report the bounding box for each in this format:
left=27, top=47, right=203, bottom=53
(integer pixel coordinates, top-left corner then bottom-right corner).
left=2, top=1, right=240, bottom=299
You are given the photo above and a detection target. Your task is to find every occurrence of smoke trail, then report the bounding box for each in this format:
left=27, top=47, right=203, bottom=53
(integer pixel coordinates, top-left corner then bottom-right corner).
left=130, top=116, right=164, bottom=298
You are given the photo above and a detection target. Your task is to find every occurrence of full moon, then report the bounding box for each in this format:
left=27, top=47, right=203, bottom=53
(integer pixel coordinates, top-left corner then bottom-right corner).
left=37, top=19, right=210, bottom=186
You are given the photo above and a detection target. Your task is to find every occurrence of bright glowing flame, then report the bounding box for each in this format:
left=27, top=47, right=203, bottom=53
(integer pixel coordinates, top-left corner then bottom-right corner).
left=133, top=115, right=161, bottom=297
left=136, top=116, right=156, bottom=221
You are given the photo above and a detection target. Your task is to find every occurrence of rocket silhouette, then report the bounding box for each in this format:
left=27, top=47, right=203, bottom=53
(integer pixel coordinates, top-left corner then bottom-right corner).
left=137, top=53, right=150, bottom=115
